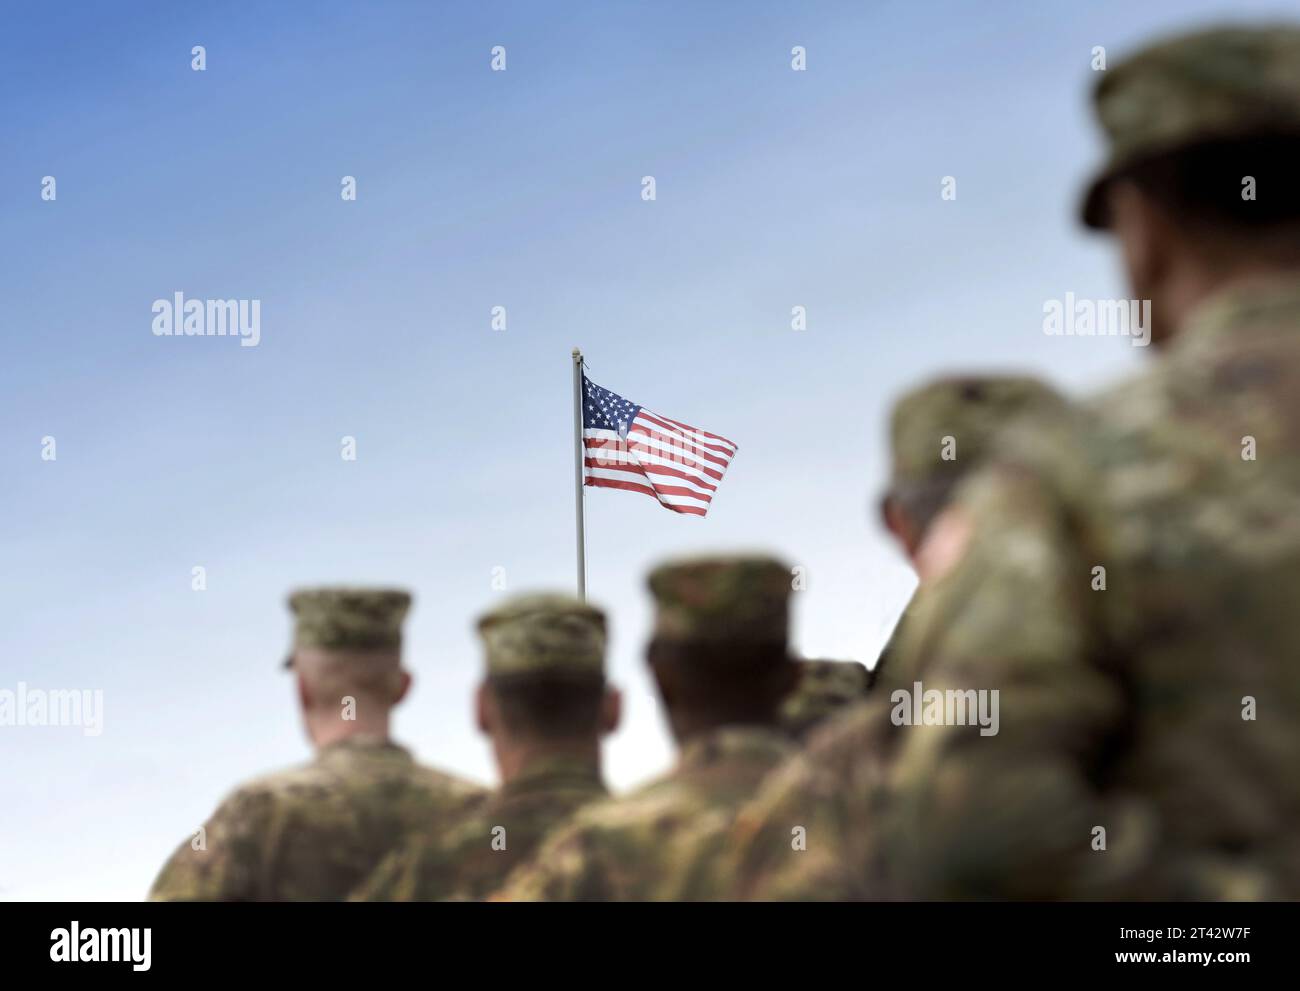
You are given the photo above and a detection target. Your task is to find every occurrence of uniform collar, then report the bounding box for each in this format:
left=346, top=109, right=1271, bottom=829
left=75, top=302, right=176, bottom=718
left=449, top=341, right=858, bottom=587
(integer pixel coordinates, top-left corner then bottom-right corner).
left=1171, top=275, right=1300, bottom=360
left=675, top=725, right=792, bottom=771
left=503, top=754, right=605, bottom=796
left=317, top=735, right=410, bottom=762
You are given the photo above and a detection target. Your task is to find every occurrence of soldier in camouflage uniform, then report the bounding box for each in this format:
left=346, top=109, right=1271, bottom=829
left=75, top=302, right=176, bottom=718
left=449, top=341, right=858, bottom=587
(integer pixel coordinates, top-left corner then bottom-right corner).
left=727, top=24, right=1300, bottom=901
left=726, top=377, right=1070, bottom=896
left=780, top=659, right=870, bottom=740
left=880, top=376, right=1069, bottom=568
left=871, top=376, right=1069, bottom=687
left=352, top=593, right=618, bottom=900
left=497, top=555, right=799, bottom=901
left=149, top=587, right=485, bottom=900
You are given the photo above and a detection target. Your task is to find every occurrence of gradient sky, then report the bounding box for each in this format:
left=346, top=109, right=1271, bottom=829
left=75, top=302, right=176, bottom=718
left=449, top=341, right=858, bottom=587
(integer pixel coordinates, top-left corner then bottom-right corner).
left=3, top=0, right=1290, bottom=900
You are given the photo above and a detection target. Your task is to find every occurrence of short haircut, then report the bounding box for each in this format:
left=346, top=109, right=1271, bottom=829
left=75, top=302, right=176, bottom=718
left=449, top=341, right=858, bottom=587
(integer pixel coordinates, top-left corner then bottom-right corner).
left=647, top=637, right=792, bottom=717
left=295, top=648, right=404, bottom=705
left=1125, top=134, right=1300, bottom=233
left=486, top=671, right=606, bottom=740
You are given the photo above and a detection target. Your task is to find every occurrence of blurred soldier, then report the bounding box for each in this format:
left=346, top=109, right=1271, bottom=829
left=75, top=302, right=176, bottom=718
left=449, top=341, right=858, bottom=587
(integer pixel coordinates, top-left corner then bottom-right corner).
left=729, top=24, right=1300, bottom=901
left=149, top=587, right=485, bottom=901
left=880, top=376, right=1069, bottom=569
left=871, top=376, right=1069, bottom=689
left=352, top=593, right=618, bottom=900
left=498, top=555, right=799, bottom=901
left=780, top=659, right=870, bottom=739
left=726, top=376, right=1069, bottom=897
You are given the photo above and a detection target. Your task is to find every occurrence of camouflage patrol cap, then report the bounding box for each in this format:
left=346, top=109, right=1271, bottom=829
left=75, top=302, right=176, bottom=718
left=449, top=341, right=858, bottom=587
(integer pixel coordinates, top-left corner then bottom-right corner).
left=780, top=659, right=871, bottom=736
left=283, top=587, right=412, bottom=668
left=647, top=554, right=792, bottom=644
left=1082, top=25, right=1300, bottom=227
left=888, top=375, right=1068, bottom=493
left=477, top=593, right=606, bottom=679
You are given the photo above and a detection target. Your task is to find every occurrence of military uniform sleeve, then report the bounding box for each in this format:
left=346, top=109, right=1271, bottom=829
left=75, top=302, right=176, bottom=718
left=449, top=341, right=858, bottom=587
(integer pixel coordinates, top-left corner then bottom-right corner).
left=876, top=460, right=1139, bottom=899
left=148, top=786, right=279, bottom=901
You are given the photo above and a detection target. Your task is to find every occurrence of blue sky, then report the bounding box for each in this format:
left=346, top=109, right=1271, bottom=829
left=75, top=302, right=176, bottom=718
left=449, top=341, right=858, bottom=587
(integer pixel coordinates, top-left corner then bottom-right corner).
left=2, top=0, right=1290, bottom=899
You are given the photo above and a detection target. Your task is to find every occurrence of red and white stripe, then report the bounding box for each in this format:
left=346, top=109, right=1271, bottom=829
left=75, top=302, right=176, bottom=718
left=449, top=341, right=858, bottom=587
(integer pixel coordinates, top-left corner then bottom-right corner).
left=584, top=408, right=738, bottom=516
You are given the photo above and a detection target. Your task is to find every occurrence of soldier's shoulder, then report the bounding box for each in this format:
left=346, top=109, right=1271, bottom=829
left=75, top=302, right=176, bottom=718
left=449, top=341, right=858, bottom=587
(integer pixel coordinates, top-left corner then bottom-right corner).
left=409, top=763, right=489, bottom=804
left=547, top=772, right=703, bottom=856
left=205, top=761, right=327, bottom=817
left=804, top=698, right=879, bottom=757
left=147, top=766, right=315, bottom=902
left=337, top=758, right=487, bottom=831
left=1079, top=364, right=1179, bottom=451
left=238, top=758, right=326, bottom=791
left=756, top=700, right=883, bottom=806
left=492, top=791, right=669, bottom=901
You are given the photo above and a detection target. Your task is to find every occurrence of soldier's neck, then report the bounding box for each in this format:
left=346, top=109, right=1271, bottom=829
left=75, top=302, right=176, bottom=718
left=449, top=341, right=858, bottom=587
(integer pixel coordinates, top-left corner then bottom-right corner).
left=494, top=737, right=600, bottom=785
left=306, top=710, right=392, bottom=751
left=669, top=711, right=779, bottom=744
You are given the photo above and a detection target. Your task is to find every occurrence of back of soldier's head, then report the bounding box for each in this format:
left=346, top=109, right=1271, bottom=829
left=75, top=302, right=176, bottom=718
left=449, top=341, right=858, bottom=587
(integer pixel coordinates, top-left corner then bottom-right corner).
left=1082, top=24, right=1300, bottom=239
left=476, top=592, right=609, bottom=742
left=645, top=554, right=797, bottom=735
left=284, top=587, right=413, bottom=707
left=1081, top=25, right=1300, bottom=339
left=882, top=375, right=1068, bottom=553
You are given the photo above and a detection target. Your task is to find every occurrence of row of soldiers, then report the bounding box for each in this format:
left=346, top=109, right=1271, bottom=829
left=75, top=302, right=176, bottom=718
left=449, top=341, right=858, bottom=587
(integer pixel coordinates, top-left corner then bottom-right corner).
left=150, top=23, right=1300, bottom=901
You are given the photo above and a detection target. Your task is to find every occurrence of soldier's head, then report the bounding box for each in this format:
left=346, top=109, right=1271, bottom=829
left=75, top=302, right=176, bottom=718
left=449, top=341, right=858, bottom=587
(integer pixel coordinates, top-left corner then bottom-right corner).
left=780, top=658, right=872, bottom=740
left=645, top=554, right=800, bottom=743
left=283, top=587, right=414, bottom=747
left=881, top=375, right=1068, bottom=561
left=1082, top=25, right=1300, bottom=345
left=474, top=593, right=620, bottom=778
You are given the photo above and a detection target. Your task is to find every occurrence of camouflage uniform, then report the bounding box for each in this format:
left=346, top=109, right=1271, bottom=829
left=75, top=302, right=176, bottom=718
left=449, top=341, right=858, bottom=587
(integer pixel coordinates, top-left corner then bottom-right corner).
left=727, top=26, right=1300, bottom=901
left=873, top=376, right=1070, bottom=692
left=498, top=556, right=797, bottom=901
left=780, top=659, right=871, bottom=740
left=149, top=587, right=485, bottom=901
left=353, top=594, right=611, bottom=901
left=884, top=375, right=1070, bottom=540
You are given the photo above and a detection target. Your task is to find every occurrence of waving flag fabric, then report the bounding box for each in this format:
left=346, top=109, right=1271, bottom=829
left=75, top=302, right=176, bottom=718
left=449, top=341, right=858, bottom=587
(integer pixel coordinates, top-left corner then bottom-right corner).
left=581, top=374, right=738, bottom=516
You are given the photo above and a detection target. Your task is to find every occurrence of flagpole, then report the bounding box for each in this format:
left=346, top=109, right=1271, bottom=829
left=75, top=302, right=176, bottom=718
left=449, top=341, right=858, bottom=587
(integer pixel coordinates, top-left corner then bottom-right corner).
left=571, top=347, right=587, bottom=600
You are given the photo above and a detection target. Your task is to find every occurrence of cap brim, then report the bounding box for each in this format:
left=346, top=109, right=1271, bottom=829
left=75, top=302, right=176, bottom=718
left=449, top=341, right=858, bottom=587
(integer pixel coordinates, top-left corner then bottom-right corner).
left=1080, top=170, right=1112, bottom=229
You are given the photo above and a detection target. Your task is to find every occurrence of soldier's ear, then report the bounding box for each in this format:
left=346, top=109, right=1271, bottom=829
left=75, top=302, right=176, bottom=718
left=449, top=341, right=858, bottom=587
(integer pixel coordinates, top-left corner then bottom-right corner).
left=475, top=682, right=492, bottom=735
left=393, top=670, right=412, bottom=705
left=600, top=686, right=622, bottom=736
left=881, top=494, right=920, bottom=559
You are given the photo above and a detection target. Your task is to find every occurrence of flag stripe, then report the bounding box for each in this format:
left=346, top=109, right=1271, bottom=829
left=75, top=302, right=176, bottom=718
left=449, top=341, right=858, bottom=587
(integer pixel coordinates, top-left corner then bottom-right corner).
left=584, top=447, right=719, bottom=498
left=584, top=470, right=710, bottom=507
left=625, top=424, right=734, bottom=469
left=584, top=456, right=718, bottom=494
left=644, top=410, right=738, bottom=451
left=637, top=409, right=737, bottom=456
left=584, top=464, right=711, bottom=502
left=584, top=476, right=710, bottom=515
left=588, top=432, right=727, bottom=481
left=584, top=427, right=728, bottom=479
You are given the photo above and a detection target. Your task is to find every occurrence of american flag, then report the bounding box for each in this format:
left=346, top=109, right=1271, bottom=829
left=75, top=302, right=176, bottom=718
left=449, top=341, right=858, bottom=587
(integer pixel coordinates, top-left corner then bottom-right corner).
left=581, top=374, right=738, bottom=516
